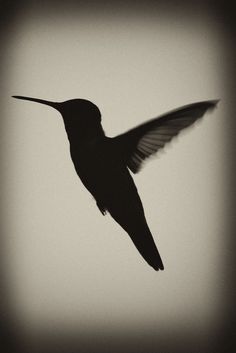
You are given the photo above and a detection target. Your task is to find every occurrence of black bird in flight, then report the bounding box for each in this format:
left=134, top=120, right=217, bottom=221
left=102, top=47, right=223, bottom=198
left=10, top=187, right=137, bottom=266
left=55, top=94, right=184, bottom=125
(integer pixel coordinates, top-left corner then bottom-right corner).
left=13, top=95, right=218, bottom=270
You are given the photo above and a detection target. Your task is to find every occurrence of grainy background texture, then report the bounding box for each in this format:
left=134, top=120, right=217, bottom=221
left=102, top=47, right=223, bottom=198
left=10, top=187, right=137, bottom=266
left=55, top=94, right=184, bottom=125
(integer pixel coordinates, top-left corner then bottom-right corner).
left=0, top=1, right=235, bottom=352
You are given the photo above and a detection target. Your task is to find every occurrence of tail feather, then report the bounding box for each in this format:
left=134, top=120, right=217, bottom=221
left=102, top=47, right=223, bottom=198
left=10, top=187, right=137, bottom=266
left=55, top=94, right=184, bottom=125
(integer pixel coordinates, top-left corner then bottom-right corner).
left=129, top=227, right=164, bottom=271
left=107, top=198, right=164, bottom=271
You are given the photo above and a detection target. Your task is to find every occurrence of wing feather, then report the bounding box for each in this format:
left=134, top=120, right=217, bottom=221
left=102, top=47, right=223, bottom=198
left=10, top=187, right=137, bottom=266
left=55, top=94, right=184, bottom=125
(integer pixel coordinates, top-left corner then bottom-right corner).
left=113, top=100, right=219, bottom=173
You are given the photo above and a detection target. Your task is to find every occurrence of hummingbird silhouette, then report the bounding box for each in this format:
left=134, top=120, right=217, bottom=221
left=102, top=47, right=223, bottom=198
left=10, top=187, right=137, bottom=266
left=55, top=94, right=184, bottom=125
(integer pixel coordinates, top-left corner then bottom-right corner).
left=13, top=95, right=218, bottom=270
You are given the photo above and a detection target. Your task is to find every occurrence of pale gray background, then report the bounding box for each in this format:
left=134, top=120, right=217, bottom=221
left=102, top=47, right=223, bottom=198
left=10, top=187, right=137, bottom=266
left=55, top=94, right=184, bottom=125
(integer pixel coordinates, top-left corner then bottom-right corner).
left=1, top=1, right=230, bottom=352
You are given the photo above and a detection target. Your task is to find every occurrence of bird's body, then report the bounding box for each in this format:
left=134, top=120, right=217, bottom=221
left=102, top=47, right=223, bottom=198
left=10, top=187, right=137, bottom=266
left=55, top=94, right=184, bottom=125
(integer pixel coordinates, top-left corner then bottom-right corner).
left=13, top=95, right=219, bottom=270
left=69, top=136, right=135, bottom=213
left=63, top=111, right=164, bottom=270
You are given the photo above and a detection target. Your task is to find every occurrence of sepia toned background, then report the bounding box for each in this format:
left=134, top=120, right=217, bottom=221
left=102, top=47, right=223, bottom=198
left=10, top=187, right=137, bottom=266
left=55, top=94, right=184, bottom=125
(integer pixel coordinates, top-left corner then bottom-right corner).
left=0, top=1, right=235, bottom=352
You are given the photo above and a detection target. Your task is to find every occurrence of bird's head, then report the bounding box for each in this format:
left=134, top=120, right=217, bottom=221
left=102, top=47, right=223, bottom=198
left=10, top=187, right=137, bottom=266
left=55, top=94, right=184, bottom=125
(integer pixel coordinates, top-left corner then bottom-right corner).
left=12, top=96, right=103, bottom=140
left=58, top=99, right=101, bottom=122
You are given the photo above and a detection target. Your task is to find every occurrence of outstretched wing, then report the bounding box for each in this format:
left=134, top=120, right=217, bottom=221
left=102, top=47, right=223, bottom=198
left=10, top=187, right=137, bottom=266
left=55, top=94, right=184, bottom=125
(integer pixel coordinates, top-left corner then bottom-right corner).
left=113, top=100, right=219, bottom=173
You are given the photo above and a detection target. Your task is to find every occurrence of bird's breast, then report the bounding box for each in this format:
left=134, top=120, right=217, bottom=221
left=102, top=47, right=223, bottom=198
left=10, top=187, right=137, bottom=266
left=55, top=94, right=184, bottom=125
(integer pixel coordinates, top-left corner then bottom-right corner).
left=69, top=139, right=123, bottom=196
left=69, top=139, right=143, bottom=215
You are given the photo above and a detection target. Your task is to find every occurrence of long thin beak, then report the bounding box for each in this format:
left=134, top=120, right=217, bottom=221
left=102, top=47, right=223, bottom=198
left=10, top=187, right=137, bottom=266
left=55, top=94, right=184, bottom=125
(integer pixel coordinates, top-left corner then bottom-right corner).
left=12, top=95, right=60, bottom=110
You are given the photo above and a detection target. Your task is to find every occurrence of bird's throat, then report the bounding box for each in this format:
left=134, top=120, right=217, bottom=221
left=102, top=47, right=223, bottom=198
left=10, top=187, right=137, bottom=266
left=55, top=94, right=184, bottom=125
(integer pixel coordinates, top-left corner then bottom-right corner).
left=63, top=120, right=105, bottom=144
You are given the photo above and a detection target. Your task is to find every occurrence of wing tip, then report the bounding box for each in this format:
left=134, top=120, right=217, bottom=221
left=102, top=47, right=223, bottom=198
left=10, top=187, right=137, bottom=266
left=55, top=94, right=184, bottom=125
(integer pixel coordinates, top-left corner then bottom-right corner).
left=186, top=99, right=219, bottom=116
left=202, top=99, right=220, bottom=114
left=208, top=99, right=220, bottom=108
left=188, top=99, right=219, bottom=111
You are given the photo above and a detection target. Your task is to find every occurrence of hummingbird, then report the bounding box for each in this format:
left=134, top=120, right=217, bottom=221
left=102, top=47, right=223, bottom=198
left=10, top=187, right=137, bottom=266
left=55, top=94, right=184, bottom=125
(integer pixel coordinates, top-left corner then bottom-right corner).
left=12, top=95, right=218, bottom=271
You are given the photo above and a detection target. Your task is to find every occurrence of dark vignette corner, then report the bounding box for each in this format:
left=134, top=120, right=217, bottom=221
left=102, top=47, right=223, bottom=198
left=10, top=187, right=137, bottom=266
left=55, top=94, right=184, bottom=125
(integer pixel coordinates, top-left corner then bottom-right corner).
left=0, top=1, right=235, bottom=352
